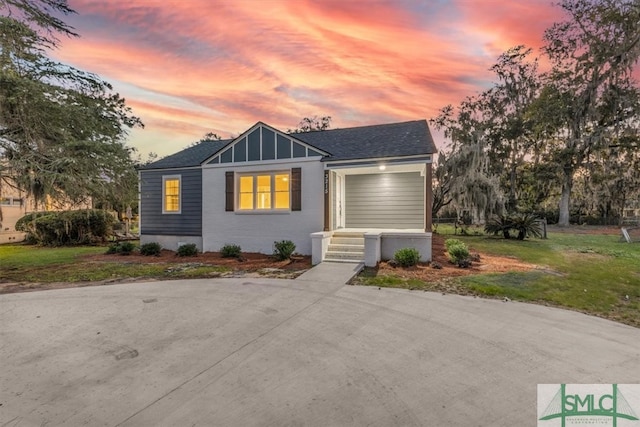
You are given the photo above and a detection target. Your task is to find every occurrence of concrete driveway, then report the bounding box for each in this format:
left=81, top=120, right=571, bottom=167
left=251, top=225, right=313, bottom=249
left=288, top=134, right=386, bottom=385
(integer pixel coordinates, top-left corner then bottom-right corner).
left=1, top=278, right=639, bottom=426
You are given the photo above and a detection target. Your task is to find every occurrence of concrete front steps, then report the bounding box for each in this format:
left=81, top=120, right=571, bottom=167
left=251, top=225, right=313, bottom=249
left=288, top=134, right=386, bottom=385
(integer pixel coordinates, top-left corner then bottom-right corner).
left=324, top=231, right=365, bottom=263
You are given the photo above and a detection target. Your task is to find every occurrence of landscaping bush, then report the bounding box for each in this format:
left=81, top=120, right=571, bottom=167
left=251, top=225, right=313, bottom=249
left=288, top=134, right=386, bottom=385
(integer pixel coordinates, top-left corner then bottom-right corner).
left=394, top=248, right=420, bottom=267
left=177, top=243, right=198, bottom=257
left=445, top=239, right=470, bottom=266
left=220, top=244, right=242, bottom=258
left=118, top=241, right=136, bottom=255
left=140, top=242, right=162, bottom=256
left=484, top=215, right=513, bottom=239
left=485, top=213, right=542, bottom=240
left=444, top=238, right=464, bottom=252
left=15, top=209, right=116, bottom=245
left=106, top=241, right=136, bottom=255
left=273, top=240, right=296, bottom=261
left=510, top=213, right=542, bottom=240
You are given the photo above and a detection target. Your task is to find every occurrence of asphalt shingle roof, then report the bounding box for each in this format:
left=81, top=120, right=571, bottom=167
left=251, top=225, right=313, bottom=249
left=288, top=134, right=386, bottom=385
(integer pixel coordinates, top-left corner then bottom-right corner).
left=294, top=120, right=437, bottom=162
left=141, top=120, right=437, bottom=170
left=140, top=139, right=232, bottom=170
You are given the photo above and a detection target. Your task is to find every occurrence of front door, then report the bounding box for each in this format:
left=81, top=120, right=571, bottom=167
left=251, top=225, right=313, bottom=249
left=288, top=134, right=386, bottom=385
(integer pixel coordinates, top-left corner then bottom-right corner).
left=335, top=173, right=345, bottom=229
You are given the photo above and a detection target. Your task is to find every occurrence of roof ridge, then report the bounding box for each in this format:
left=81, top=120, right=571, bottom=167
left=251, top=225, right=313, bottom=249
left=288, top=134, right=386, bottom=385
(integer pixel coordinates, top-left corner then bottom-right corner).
left=287, top=119, right=425, bottom=135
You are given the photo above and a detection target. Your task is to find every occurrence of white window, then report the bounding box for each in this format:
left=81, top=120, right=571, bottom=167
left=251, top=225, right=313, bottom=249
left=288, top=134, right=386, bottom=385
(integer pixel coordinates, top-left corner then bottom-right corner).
left=237, top=172, right=290, bottom=211
left=163, top=175, right=181, bottom=214
left=0, top=197, right=23, bottom=206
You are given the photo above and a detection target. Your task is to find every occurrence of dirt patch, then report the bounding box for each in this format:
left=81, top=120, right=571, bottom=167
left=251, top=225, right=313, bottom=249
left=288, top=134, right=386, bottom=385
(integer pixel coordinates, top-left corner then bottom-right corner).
left=85, top=250, right=312, bottom=272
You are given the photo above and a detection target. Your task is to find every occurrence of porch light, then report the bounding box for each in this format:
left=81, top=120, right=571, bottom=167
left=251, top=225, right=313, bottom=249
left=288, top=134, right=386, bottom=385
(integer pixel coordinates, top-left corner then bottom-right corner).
left=379, top=164, right=386, bottom=171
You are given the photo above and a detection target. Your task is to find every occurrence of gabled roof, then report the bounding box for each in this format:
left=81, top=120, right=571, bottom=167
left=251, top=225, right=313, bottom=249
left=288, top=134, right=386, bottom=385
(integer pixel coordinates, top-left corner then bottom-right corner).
left=141, top=119, right=437, bottom=170
left=201, top=122, right=330, bottom=165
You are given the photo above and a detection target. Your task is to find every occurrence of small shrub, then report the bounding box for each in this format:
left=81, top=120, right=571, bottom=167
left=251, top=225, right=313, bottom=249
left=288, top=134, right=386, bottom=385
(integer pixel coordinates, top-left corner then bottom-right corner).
left=445, top=238, right=464, bottom=252
left=484, top=215, right=514, bottom=239
left=220, top=244, right=242, bottom=258
left=106, top=241, right=136, bottom=255
left=394, top=248, right=420, bottom=267
left=118, top=241, right=136, bottom=255
left=140, top=242, right=162, bottom=256
left=511, top=213, right=542, bottom=240
left=106, top=243, right=119, bottom=254
left=274, top=240, right=296, bottom=261
left=177, top=243, right=198, bottom=257
left=446, top=239, right=470, bottom=266
left=457, top=258, right=472, bottom=268
left=485, top=213, right=542, bottom=240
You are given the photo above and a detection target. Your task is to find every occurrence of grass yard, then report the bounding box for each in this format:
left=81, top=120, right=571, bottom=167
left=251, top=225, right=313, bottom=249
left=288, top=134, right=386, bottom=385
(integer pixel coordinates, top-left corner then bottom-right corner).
left=0, top=243, right=232, bottom=284
left=1, top=228, right=639, bottom=327
left=357, top=225, right=640, bottom=328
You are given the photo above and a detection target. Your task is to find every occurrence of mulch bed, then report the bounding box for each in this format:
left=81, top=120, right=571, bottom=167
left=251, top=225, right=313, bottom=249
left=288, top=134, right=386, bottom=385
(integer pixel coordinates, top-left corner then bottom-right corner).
left=86, top=250, right=313, bottom=271
left=366, top=233, right=537, bottom=284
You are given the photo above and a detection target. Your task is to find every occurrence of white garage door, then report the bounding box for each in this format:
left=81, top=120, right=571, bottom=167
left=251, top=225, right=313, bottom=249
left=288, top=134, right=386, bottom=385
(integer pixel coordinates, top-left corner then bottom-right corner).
left=345, top=172, right=424, bottom=228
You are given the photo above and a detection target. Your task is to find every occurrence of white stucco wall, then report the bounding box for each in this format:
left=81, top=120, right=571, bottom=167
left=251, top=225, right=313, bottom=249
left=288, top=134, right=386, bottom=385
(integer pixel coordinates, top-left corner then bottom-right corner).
left=380, top=232, right=432, bottom=262
left=202, top=159, right=324, bottom=255
left=140, top=234, right=203, bottom=252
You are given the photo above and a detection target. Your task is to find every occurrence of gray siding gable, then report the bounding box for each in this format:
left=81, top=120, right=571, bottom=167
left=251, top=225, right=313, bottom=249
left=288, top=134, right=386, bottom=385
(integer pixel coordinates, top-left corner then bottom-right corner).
left=140, top=168, right=202, bottom=236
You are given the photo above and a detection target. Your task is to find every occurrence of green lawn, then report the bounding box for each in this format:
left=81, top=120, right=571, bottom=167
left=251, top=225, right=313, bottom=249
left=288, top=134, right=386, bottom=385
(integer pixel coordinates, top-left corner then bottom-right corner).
left=2, top=231, right=639, bottom=327
left=360, top=227, right=640, bottom=328
left=0, top=243, right=231, bottom=283
left=0, top=244, right=106, bottom=268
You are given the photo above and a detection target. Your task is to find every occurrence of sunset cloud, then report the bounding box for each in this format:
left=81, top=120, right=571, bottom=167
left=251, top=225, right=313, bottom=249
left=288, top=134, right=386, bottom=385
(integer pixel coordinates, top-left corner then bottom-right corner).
left=53, top=0, right=564, bottom=156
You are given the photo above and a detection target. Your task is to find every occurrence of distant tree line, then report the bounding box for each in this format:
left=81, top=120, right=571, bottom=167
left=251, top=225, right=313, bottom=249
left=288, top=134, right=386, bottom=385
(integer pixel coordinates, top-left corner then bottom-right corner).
left=431, top=0, right=640, bottom=226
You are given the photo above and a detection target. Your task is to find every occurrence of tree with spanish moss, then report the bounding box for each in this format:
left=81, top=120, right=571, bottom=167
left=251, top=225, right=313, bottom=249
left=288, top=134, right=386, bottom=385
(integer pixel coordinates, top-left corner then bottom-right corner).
left=537, top=0, right=640, bottom=226
left=0, top=0, right=143, bottom=215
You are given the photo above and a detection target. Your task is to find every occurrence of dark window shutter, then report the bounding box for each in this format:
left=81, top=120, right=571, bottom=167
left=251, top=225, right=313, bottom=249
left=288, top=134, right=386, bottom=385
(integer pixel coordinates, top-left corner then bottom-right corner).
left=225, top=171, right=234, bottom=211
left=291, top=167, right=301, bottom=211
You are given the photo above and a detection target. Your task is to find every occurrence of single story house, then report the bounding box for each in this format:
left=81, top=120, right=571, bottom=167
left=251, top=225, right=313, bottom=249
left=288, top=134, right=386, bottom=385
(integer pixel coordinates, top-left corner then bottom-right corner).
left=139, top=120, right=438, bottom=266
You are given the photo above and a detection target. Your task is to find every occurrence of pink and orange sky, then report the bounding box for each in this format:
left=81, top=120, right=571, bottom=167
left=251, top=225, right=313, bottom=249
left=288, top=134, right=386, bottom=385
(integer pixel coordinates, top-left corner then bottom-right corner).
left=52, top=0, right=563, bottom=157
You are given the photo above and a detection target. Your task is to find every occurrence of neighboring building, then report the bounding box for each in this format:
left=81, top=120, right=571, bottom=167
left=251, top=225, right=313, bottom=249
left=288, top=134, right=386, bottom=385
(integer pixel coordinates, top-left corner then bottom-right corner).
left=623, top=200, right=640, bottom=225
left=0, top=191, right=27, bottom=243
left=139, top=120, right=437, bottom=266
left=0, top=185, right=92, bottom=244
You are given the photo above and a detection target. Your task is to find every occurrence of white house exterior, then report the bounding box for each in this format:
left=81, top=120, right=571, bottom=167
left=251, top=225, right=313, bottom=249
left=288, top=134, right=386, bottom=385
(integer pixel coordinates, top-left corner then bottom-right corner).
left=139, top=120, right=437, bottom=266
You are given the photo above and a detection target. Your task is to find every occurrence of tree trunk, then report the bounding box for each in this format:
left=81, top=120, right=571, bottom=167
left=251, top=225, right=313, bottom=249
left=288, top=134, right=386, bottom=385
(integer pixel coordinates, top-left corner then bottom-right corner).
left=558, top=170, right=572, bottom=226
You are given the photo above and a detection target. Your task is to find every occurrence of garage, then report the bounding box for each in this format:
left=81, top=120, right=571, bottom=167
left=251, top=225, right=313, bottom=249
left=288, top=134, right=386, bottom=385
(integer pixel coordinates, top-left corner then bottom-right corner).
left=344, top=172, right=424, bottom=229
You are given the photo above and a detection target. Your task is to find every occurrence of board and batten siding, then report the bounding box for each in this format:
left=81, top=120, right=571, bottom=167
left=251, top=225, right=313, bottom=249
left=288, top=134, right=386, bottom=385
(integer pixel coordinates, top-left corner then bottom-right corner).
left=345, top=172, right=424, bottom=228
left=140, top=169, right=202, bottom=236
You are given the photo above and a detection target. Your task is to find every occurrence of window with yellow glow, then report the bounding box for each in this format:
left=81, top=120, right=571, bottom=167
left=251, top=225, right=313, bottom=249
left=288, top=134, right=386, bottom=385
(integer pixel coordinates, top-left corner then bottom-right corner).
left=163, top=176, right=181, bottom=213
left=239, top=176, right=254, bottom=210
left=274, top=174, right=289, bottom=209
left=238, top=172, right=290, bottom=211
left=256, top=175, right=271, bottom=209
